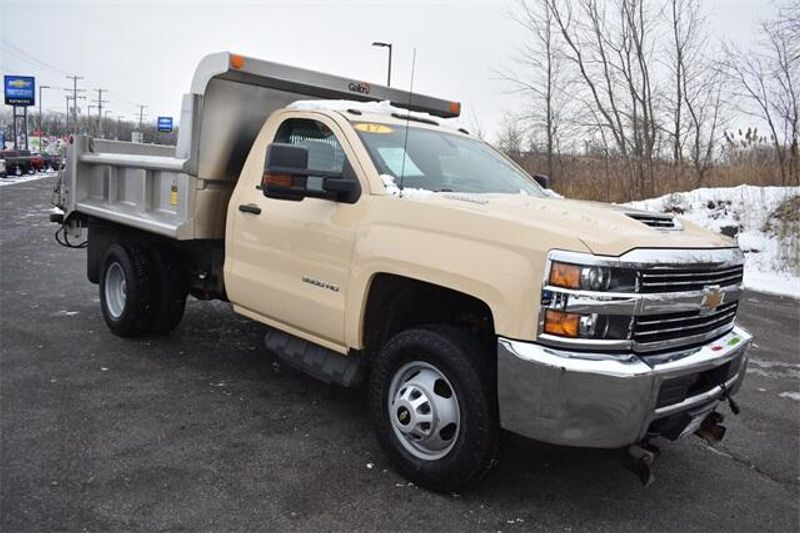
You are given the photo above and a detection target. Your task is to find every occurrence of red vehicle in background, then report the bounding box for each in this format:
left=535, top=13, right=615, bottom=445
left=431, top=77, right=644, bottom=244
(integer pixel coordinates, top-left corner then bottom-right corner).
left=30, top=152, right=46, bottom=172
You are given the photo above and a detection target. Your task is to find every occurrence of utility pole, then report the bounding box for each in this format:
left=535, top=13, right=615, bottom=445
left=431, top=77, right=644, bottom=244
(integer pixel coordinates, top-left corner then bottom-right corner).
left=38, top=85, right=51, bottom=150
left=65, top=74, right=84, bottom=131
left=93, top=88, right=109, bottom=138
left=136, top=104, right=147, bottom=131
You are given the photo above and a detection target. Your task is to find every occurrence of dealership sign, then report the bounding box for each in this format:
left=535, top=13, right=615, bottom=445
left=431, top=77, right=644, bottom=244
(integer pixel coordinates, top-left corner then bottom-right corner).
left=4, top=75, right=36, bottom=106
left=157, top=116, right=173, bottom=132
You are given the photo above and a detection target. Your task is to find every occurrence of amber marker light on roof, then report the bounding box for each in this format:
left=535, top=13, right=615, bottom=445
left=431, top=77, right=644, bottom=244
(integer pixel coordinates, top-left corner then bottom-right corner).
left=230, top=54, right=245, bottom=70
left=449, top=101, right=461, bottom=115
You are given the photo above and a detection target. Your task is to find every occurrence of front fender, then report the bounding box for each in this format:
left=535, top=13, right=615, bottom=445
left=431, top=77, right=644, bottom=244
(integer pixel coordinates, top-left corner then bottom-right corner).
left=344, top=222, right=542, bottom=349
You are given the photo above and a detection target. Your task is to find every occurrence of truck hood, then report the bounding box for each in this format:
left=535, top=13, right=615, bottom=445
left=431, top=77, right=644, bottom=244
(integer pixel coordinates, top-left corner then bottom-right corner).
left=407, top=192, right=732, bottom=256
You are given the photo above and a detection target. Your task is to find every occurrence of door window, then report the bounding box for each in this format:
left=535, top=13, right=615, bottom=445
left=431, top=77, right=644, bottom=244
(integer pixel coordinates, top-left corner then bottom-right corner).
left=274, top=118, right=347, bottom=173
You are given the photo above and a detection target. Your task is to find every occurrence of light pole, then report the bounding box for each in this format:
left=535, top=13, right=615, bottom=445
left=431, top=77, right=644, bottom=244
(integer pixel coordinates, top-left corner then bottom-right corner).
left=371, top=41, right=393, bottom=86
left=38, top=85, right=51, bottom=150
left=87, top=105, right=96, bottom=135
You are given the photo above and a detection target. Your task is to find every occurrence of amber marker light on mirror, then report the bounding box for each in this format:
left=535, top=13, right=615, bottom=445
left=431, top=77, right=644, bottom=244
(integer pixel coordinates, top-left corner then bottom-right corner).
left=544, top=310, right=580, bottom=337
left=263, top=173, right=293, bottom=187
left=549, top=262, right=581, bottom=289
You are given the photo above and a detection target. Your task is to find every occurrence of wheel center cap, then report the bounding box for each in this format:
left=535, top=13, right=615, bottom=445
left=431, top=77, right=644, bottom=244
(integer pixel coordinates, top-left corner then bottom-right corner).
left=396, top=406, right=411, bottom=425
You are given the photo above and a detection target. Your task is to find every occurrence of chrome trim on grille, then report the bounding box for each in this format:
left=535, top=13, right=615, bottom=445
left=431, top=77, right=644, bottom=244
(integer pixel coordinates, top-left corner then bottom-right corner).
left=542, top=284, right=742, bottom=316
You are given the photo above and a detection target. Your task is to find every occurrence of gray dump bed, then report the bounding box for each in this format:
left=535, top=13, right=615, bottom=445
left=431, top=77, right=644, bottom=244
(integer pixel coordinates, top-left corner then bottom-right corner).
left=59, top=51, right=460, bottom=240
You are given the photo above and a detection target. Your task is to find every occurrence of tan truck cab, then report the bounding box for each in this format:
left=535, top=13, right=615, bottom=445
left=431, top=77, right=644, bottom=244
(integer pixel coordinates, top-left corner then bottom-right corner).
left=53, top=52, right=752, bottom=490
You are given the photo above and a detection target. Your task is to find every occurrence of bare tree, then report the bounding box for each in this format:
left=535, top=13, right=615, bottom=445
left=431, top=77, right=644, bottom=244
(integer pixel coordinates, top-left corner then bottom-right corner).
left=724, top=6, right=799, bottom=185
left=498, top=0, right=570, bottom=178
left=667, top=0, right=725, bottom=185
left=543, top=0, right=661, bottom=200
left=496, top=113, right=526, bottom=162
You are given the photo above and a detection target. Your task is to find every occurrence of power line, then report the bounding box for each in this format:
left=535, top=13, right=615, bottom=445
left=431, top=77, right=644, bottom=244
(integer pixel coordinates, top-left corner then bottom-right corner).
left=66, top=75, right=85, bottom=130
left=1, top=40, right=144, bottom=117
left=93, top=88, right=109, bottom=136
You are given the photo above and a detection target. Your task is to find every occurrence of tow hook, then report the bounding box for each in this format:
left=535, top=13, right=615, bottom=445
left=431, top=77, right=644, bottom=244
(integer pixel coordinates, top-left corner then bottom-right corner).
left=695, top=411, right=727, bottom=444
left=624, top=441, right=659, bottom=487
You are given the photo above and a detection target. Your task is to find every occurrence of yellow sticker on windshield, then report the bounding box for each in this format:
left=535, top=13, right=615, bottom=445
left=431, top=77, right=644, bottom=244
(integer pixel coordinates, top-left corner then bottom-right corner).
left=354, top=123, right=394, bottom=134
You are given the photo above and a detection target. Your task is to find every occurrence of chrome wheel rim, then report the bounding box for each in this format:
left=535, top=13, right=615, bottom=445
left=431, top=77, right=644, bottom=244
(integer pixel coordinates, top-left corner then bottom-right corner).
left=388, top=361, right=461, bottom=461
left=104, top=262, right=126, bottom=319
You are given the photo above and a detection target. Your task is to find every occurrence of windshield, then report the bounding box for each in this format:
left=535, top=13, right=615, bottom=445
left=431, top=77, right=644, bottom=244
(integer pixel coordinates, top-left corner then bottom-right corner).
left=353, top=122, right=545, bottom=196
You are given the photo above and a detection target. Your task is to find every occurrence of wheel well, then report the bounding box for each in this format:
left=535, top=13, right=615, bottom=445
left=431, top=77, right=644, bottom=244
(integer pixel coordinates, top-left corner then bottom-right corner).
left=362, top=273, right=495, bottom=353
left=85, top=217, right=226, bottom=300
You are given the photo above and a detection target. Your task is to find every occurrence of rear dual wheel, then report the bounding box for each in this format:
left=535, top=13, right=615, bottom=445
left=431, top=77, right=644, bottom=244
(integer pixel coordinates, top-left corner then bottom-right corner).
left=99, top=242, right=187, bottom=337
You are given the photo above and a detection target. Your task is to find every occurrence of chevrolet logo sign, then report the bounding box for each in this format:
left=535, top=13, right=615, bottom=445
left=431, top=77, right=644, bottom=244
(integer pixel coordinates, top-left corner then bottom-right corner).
left=701, top=286, right=724, bottom=310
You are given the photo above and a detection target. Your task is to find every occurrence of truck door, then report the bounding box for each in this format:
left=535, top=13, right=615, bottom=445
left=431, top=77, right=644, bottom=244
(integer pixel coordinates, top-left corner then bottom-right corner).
left=226, top=116, right=360, bottom=349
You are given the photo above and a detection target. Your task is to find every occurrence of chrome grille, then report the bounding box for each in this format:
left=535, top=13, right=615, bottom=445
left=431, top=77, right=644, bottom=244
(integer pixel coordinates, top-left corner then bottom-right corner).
left=638, top=265, right=744, bottom=293
left=633, top=301, right=738, bottom=348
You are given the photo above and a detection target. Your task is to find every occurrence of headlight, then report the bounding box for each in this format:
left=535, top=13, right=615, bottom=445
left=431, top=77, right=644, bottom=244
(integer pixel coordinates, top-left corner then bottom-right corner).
left=543, top=310, right=628, bottom=340
left=549, top=262, right=611, bottom=291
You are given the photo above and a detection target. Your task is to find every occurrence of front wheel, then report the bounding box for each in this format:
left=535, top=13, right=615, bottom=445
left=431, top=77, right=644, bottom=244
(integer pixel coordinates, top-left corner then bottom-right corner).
left=368, top=326, right=499, bottom=492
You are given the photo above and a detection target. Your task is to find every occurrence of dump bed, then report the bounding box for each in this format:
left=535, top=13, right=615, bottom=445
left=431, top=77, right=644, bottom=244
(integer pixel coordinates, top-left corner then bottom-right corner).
left=58, top=52, right=461, bottom=240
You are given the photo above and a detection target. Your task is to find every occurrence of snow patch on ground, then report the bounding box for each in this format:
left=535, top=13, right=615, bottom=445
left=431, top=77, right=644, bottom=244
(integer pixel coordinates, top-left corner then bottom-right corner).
left=0, top=171, right=58, bottom=187
left=626, top=185, right=800, bottom=298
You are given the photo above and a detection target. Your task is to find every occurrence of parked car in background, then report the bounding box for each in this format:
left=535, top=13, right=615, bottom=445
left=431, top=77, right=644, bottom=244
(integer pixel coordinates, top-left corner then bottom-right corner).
left=43, top=147, right=65, bottom=170
left=34, top=151, right=63, bottom=171
left=0, top=158, right=6, bottom=178
left=1, top=150, right=35, bottom=175
left=30, top=152, right=46, bottom=172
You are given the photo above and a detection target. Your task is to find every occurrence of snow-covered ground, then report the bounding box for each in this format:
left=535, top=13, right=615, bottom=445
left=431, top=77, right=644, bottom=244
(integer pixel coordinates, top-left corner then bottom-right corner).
left=0, top=170, right=59, bottom=187
left=626, top=185, right=800, bottom=298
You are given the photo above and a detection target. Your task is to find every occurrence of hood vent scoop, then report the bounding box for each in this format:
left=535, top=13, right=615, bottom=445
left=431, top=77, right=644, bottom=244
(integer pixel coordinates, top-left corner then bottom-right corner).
left=625, top=212, right=682, bottom=230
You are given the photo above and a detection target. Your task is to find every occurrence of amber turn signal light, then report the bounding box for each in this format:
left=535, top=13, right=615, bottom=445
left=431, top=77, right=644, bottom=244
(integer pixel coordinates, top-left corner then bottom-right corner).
left=544, top=309, right=580, bottom=337
left=263, top=173, right=293, bottom=187
left=549, top=262, right=581, bottom=289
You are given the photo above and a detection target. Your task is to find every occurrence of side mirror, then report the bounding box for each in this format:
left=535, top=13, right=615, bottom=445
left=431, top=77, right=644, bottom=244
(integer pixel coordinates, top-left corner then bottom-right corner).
left=262, top=143, right=360, bottom=203
left=533, top=174, right=551, bottom=189
left=262, top=143, right=310, bottom=201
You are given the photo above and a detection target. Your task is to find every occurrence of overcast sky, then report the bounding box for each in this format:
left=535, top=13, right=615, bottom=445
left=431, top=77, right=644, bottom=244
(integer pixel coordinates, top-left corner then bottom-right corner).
left=0, top=0, right=786, bottom=139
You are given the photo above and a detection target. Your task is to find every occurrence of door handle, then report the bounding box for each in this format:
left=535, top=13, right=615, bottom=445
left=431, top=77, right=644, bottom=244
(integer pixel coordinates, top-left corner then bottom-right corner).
left=238, top=203, right=262, bottom=215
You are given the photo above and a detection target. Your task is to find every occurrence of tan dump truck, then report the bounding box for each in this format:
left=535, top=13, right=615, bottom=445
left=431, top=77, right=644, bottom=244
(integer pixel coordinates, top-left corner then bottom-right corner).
left=52, top=52, right=752, bottom=490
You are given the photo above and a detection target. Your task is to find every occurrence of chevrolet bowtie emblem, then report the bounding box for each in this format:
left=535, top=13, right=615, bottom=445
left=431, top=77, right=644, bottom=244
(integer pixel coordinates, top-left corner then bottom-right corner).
left=701, top=286, right=724, bottom=310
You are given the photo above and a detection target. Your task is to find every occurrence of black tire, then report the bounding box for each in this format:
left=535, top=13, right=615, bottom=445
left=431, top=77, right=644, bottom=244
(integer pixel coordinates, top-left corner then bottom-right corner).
left=148, top=245, right=188, bottom=334
left=99, top=242, right=158, bottom=337
left=368, top=326, right=499, bottom=492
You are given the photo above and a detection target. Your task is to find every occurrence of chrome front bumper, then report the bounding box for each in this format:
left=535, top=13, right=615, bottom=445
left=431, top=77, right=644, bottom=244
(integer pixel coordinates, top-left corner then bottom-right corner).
left=497, top=325, right=752, bottom=448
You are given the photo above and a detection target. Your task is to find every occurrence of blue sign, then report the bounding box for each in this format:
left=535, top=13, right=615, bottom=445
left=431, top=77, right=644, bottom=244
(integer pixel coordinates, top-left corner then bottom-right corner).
left=157, top=116, right=173, bottom=132
left=4, top=75, right=35, bottom=106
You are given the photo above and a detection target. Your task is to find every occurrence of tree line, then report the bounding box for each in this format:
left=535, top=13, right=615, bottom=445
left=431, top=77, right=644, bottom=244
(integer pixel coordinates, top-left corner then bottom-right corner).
left=1, top=109, right=178, bottom=148
left=497, top=0, right=799, bottom=201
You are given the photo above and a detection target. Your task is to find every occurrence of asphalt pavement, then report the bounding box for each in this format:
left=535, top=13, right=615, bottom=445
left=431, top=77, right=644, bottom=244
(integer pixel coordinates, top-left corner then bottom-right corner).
left=2, top=176, right=798, bottom=532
